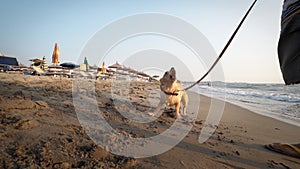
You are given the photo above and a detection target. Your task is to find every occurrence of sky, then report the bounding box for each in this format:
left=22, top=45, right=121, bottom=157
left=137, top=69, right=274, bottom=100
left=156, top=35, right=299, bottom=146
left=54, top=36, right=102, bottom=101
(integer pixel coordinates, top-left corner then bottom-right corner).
left=0, top=0, right=284, bottom=83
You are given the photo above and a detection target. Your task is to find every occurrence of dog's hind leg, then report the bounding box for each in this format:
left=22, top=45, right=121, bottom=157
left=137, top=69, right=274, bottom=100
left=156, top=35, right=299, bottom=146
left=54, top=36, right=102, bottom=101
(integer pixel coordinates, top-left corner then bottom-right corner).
left=182, top=93, right=188, bottom=116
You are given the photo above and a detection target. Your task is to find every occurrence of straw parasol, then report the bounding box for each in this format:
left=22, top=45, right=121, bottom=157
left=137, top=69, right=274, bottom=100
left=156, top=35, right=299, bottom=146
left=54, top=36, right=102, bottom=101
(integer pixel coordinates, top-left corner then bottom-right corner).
left=137, top=71, right=150, bottom=77
left=29, top=58, right=44, bottom=67
left=121, top=66, right=131, bottom=71
left=89, top=64, right=99, bottom=70
left=52, top=43, right=60, bottom=65
left=115, top=71, right=129, bottom=76
left=29, top=58, right=43, bottom=63
left=108, top=62, right=122, bottom=69
left=128, top=68, right=137, bottom=73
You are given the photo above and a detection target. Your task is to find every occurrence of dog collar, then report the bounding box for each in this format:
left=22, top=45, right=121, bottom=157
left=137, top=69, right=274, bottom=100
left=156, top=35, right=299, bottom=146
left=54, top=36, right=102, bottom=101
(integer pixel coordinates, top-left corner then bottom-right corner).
left=163, top=90, right=179, bottom=96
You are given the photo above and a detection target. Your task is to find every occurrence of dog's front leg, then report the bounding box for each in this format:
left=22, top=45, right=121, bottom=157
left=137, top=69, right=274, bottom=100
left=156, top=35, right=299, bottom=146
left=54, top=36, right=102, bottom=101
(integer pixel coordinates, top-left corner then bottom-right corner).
left=175, top=103, right=181, bottom=118
left=149, top=91, right=166, bottom=116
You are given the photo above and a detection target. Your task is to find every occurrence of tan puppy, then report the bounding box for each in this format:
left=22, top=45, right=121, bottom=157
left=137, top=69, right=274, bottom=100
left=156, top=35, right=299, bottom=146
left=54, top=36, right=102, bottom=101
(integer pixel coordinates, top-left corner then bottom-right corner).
left=157, top=67, right=188, bottom=118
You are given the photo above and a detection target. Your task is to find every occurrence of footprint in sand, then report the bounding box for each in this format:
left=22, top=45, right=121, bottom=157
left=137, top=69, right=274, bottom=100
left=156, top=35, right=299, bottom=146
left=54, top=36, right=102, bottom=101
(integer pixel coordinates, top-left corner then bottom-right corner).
left=15, top=119, right=39, bottom=130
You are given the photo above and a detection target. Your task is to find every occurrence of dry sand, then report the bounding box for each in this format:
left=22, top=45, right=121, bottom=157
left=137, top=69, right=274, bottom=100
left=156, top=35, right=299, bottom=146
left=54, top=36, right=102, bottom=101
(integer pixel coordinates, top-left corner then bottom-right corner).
left=0, top=73, right=299, bottom=169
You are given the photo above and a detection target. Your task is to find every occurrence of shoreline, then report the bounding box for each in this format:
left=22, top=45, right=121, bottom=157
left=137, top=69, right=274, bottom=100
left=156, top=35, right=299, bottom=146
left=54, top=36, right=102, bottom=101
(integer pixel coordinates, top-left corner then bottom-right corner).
left=1, top=73, right=300, bottom=168
left=193, top=82, right=300, bottom=129
left=200, top=92, right=300, bottom=128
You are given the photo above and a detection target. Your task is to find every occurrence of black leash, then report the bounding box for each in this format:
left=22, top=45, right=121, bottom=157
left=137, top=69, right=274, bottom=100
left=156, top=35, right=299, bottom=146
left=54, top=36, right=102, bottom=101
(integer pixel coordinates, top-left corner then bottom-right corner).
left=182, top=0, right=258, bottom=91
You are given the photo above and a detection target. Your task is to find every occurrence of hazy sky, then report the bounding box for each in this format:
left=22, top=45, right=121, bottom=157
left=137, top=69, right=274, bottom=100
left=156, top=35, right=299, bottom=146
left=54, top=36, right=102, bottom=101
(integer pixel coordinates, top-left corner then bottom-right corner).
left=0, top=0, right=284, bottom=83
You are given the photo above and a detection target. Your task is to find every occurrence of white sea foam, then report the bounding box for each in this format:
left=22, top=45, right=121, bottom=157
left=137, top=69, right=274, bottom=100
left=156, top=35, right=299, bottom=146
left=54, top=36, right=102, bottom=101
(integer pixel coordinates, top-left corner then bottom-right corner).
left=186, top=82, right=300, bottom=127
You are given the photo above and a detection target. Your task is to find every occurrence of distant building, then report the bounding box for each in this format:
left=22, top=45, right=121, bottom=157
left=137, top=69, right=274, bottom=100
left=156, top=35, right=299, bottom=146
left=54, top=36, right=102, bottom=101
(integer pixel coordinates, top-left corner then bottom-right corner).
left=0, top=55, right=19, bottom=66
left=0, top=55, right=19, bottom=71
left=52, top=43, right=60, bottom=65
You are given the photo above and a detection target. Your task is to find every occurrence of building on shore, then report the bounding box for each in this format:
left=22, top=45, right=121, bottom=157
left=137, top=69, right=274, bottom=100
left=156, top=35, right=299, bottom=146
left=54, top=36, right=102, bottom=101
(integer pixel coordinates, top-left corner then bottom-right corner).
left=0, top=55, right=19, bottom=67
left=0, top=55, right=19, bottom=71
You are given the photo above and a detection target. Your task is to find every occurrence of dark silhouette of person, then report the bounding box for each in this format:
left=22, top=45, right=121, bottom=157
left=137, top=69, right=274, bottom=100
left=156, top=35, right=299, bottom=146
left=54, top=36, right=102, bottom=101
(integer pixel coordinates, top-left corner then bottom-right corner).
left=265, top=0, right=300, bottom=159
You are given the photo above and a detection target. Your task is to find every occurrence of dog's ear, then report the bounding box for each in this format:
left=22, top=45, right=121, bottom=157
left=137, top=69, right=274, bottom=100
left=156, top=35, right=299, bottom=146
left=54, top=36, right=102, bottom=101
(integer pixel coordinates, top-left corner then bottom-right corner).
left=169, top=67, right=176, bottom=80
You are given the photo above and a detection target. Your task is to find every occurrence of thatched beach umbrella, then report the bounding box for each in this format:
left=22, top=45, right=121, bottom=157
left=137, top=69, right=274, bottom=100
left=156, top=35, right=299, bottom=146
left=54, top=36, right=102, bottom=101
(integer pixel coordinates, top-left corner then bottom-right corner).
left=89, top=64, right=99, bottom=70
left=127, top=68, right=137, bottom=73
left=119, top=66, right=131, bottom=71
left=115, top=71, right=129, bottom=76
left=29, top=58, right=44, bottom=67
left=128, top=69, right=138, bottom=74
left=29, top=58, right=43, bottom=63
left=52, top=43, right=60, bottom=65
left=108, top=62, right=122, bottom=69
left=137, top=71, right=150, bottom=78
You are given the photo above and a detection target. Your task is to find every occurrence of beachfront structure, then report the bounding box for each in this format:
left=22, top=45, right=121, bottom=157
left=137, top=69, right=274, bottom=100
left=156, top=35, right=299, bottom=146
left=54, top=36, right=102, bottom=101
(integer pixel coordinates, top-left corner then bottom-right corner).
left=52, top=43, right=60, bottom=65
left=0, top=55, right=19, bottom=71
left=108, top=62, right=122, bottom=69
left=0, top=55, right=19, bottom=67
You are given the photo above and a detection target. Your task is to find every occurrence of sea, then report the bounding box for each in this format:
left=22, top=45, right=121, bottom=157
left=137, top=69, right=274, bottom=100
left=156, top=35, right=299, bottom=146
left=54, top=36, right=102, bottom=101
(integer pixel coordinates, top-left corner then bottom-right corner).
left=186, top=82, right=300, bottom=127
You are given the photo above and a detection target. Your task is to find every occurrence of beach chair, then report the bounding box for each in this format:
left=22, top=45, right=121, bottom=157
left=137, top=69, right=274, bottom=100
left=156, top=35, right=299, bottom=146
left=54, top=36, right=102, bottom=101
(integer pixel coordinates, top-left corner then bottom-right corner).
left=32, top=66, right=45, bottom=75
left=78, top=71, right=94, bottom=79
left=96, top=71, right=110, bottom=80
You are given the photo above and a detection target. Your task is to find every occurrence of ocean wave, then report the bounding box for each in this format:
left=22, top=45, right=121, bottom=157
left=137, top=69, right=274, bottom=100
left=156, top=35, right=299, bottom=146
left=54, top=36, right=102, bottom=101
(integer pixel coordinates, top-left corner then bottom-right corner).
left=192, top=82, right=300, bottom=126
left=198, top=85, right=300, bottom=103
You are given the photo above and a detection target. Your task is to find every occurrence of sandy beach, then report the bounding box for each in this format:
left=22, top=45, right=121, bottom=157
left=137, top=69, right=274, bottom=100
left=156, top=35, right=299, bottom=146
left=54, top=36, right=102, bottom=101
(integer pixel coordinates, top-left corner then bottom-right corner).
left=1, top=72, right=300, bottom=169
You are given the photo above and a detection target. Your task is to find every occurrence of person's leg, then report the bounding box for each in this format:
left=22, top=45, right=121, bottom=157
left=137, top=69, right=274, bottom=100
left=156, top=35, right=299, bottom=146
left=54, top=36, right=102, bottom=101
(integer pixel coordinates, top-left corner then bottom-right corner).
left=278, top=14, right=300, bottom=85
left=266, top=13, right=300, bottom=159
